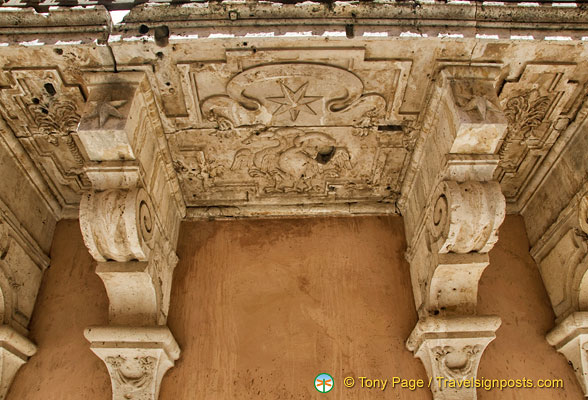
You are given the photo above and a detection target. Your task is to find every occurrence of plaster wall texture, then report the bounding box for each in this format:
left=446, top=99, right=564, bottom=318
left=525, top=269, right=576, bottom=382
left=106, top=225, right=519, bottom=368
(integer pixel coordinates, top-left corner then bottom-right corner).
left=6, top=216, right=583, bottom=399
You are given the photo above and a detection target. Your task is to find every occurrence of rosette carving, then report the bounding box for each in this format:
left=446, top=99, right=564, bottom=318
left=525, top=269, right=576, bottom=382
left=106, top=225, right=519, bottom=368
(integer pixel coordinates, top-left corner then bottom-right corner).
left=80, top=188, right=155, bottom=262
left=428, top=181, right=505, bottom=254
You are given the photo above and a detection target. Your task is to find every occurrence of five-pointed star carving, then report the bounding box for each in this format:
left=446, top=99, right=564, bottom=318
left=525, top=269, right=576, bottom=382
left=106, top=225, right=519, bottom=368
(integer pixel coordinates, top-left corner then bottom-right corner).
left=461, top=95, right=502, bottom=121
left=267, top=81, right=322, bottom=121
left=86, top=100, right=127, bottom=128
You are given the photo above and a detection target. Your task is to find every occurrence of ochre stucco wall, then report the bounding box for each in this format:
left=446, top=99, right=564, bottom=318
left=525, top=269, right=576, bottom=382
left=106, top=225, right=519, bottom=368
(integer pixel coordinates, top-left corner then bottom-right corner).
left=7, top=216, right=584, bottom=399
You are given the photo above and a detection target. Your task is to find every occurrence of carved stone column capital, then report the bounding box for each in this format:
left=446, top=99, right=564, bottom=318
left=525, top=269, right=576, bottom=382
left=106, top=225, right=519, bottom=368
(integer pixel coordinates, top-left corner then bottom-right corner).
left=407, top=316, right=501, bottom=400
left=85, top=326, right=180, bottom=400
left=0, top=325, right=36, bottom=399
left=547, top=312, right=588, bottom=395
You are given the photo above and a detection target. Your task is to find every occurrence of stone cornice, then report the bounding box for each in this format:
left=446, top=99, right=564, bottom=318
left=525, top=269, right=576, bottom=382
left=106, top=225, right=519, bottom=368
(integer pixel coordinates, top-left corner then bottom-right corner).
left=2, top=3, right=588, bottom=43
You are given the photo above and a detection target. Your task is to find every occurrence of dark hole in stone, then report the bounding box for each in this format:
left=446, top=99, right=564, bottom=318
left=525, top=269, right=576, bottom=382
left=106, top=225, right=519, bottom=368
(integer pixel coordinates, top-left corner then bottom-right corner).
left=154, top=26, right=170, bottom=47
left=345, top=24, right=354, bottom=39
left=433, top=310, right=440, bottom=315
left=378, top=125, right=403, bottom=131
left=156, top=51, right=164, bottom=59
left=41, top=108, right=48, bottom=114
left=53, top=48, right=63, bottom=55
left=44, top=83, right=56, bottom=96
left=32, top=98, right=40, bottom=104
left=315, top=146, right=335, bottom=164
left=386, top=185, right=391, bottom=190
left=165, top=82, right=171, bottom=86
left=243, top=42, right=248, bottom=46
left=139, top=24, right=149, bottom=34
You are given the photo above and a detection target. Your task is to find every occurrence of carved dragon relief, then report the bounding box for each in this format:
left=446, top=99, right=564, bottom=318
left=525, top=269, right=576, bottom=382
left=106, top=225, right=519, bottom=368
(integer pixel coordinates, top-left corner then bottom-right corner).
left=171, top=124, right=409, bottom=206
left=0, top=69, right=90, bottom=203
left=166, top=50, right=415, bottom=208
left=230, top=128, right=352, bottom=195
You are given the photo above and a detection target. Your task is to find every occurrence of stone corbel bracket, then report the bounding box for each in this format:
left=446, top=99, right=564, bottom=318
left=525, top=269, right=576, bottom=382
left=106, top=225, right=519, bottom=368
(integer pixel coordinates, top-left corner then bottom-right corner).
left=84, top=326, right=180, bottom=400
left=407, top=316, right=501, bottom=400
left=77, top=72, right=185, bottom=400
left=77, top=72, right=185, bottom=326
left=402, top=66, right=508, bottom=318
left=402, top=67, right=507, bottom=400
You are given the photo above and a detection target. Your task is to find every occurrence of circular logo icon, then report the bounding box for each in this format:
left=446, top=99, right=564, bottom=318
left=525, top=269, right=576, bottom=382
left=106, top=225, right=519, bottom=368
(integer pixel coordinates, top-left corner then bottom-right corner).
left=315, top=373, right=334, bottom=393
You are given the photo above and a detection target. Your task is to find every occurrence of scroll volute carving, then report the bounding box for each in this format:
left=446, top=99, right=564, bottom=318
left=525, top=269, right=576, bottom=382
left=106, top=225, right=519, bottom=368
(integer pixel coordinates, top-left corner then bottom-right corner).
left=79, top=188, right=155, bottom=263
left=579, top=195, right=588, bottom=236
left=428, top=180, right=505, bottom=254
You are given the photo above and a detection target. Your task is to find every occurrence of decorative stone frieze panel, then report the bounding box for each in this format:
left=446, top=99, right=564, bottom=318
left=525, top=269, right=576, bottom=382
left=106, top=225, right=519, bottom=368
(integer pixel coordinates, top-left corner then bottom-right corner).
left=496, top=63, right=585, bottom=209
left=0, top=68, right=89, bottom=208
left=167, top=48, right=413, bottom=211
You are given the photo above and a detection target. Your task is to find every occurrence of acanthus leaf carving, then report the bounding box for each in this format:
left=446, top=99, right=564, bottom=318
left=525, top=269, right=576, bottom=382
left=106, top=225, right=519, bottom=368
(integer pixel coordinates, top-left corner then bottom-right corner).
left=496, top=64, right=582, bottom=200
left=0, top=69, right=90, bottom=204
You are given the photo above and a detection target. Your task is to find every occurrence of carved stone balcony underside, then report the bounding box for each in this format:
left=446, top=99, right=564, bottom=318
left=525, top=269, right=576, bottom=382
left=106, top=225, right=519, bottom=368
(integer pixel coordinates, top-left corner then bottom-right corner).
left=0, top=4, right=586, bottom=220
left=0, top=3, right=587, bottom=399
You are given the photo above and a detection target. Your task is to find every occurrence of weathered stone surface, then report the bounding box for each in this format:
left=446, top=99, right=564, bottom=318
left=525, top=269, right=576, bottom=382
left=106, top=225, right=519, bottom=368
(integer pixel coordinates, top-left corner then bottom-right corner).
left=85, top=326, right=180, bottom=400
left=0, top=3, right=586, bottom=218
left=0, top=2, right=587, bottom=399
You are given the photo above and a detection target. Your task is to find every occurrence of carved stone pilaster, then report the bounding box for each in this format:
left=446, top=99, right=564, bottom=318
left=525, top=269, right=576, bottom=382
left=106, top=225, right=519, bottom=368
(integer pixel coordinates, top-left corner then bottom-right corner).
left=77, top=72, right=184, bottom=400
left=407, top=316, right=501, bottom=400
left=0, top=200, right=52, bottom=399
left=84, top=326, right=180, bottom=400
left=0, top=326, right=37, bottom=399
left=530, top=191, right=588, bottom=395
left=401, top=67, right=507, bottom=400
